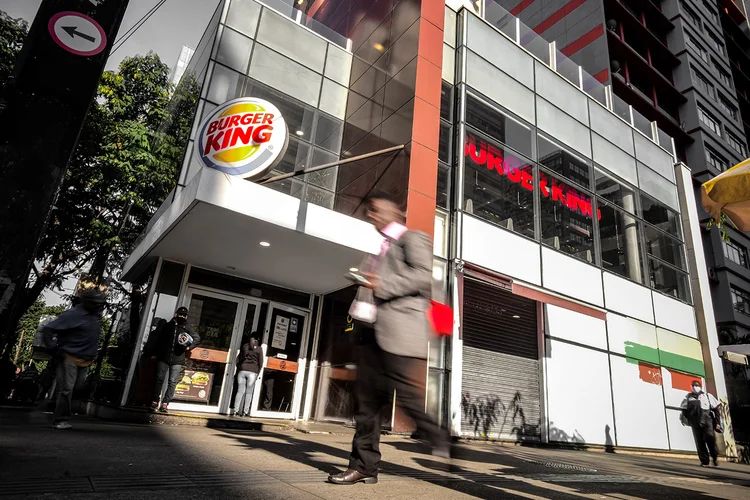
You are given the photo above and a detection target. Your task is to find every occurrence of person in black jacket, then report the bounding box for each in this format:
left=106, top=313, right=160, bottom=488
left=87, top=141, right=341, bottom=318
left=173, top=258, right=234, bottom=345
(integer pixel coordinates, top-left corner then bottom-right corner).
left=232, top=336, right=264, bottom=416
left=42, top=289, right=106, bottom=430
left=149, top=307, right=200, bottom=413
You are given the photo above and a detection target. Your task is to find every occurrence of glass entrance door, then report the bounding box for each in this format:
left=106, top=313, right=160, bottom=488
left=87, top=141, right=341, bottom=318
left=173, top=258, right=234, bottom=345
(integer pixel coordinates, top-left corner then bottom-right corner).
left=252, top=304, right=310, bottom=418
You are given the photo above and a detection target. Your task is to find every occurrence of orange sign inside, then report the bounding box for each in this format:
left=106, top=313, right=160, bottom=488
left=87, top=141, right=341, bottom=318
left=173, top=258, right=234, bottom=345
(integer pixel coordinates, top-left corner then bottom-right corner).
left=266, top=357, right=298, bottom=373
left=189, top=348, right=229, bottom=363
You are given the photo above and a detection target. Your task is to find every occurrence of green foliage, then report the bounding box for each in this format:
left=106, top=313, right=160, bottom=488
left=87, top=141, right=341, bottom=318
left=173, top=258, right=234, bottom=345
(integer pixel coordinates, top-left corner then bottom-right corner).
left=0, top=10, right=28, bottom=86
left=706, top=212, right=733, bottom=243
left=11, top=301, right=66, bottom=367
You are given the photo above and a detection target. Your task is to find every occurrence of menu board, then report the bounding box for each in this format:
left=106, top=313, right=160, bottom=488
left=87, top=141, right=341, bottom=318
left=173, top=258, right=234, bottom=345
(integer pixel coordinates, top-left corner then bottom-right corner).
left=174, top=370, right=213, bottom=402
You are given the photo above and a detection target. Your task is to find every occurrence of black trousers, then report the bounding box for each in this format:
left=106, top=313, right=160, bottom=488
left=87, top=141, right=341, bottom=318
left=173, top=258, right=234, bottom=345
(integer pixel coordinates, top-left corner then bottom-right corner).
left=691, top=423, right=718, bottom=465
left=349, top=333, right=447, bottom=476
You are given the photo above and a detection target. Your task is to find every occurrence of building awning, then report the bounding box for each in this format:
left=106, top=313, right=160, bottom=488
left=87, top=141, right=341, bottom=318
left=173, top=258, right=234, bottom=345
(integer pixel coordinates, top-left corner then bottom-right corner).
left=122, top=168, right=382, bottom=294
left=718, top=345, right=750, bottom=365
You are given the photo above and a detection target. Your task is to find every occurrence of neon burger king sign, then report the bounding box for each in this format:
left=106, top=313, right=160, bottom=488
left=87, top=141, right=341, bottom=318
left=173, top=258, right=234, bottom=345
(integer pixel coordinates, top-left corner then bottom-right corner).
left=196, top=97, right=289, bottom=179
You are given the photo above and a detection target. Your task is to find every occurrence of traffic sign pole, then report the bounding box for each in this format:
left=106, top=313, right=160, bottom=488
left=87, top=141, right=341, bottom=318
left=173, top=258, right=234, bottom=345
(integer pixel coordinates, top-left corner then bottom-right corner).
left=0, top=0, right=130, bottom=353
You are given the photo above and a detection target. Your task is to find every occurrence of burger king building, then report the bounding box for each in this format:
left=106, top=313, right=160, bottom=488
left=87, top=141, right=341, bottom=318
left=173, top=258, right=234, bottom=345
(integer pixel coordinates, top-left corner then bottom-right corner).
left=119, top=0, right=735, bottom=454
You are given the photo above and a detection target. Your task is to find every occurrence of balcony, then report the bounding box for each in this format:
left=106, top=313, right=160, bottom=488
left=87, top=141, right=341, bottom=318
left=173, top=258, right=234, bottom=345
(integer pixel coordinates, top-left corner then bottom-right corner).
left=606, top=0, right=680, bottom=69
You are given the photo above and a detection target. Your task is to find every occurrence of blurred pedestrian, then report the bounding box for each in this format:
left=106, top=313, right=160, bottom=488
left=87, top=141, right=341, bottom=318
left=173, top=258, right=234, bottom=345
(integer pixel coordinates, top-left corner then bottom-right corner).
left=149, top=307, right=200, bottom=413
left=680, top=380, right=722, bottom=467
left=232, top=336, right=263, bottom=416
left=42, top=289, right=106, bottom=430
left=328, top=193, right=450, bottom=486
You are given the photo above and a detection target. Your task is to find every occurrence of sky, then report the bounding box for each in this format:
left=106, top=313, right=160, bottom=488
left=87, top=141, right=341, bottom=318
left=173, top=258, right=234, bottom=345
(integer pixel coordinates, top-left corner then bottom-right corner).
left=0, top=0, right=221, bottom=72
left=0, top=0, right=221, bottom=305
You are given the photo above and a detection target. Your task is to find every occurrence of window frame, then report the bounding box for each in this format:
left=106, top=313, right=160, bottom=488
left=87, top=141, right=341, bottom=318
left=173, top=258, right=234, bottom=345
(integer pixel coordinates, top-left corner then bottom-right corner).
left=705, top=146, right=728, bottom=171
left=723, top=239, right=748, bottom=268
left=697, top=105, right=721, bottom=135
left=731, top=286, right=750, bottom=315
left=726, top=130, right=747, bottom=156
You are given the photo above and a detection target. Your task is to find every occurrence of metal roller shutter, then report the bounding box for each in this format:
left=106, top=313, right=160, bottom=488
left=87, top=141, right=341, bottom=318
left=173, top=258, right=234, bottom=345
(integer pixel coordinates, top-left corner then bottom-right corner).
left=460, top=277, right=541, bottom=441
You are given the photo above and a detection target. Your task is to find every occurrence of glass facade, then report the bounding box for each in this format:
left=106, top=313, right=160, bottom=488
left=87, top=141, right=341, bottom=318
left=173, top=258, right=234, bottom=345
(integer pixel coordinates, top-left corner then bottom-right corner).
left=446, top=8, right=691, bottom=302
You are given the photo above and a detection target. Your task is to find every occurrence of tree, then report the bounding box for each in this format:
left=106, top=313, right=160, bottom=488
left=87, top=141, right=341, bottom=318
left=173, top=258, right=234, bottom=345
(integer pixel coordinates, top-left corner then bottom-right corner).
left=0, top=10, right=28, bottom=87
left=1, top=53, right=200, bottom=355
left=11, top=301, right=66, bottom=367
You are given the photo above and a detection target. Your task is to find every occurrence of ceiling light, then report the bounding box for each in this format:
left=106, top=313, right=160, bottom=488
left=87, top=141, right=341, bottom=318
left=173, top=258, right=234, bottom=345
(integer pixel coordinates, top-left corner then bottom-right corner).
left=295, top=130, right=304, bottom=136
left=297, top=0, right=305, bottom=4
left=227, top=266, right=236, bottom=270
left=373, top=43, right=384, bottom=51
left=349, top=267, right=359, bottom=272
left=259, top=241, right=271, bottom=247
left=512, top=315, right=520, bottom=319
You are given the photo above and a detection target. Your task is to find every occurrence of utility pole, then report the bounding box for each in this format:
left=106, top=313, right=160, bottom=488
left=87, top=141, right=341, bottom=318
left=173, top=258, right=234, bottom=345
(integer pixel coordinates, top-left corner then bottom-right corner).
left=0, top=0, right=130, bottom=354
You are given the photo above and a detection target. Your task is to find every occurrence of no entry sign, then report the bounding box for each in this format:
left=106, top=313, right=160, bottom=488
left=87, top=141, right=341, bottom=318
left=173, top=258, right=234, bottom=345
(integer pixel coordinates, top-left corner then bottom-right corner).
left=48, top=11, right=107, bottom=56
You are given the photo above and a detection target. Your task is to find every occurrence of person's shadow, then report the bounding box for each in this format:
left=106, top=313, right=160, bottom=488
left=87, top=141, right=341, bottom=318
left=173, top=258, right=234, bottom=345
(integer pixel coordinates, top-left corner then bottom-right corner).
left=605, top=424, right=615, bottom=453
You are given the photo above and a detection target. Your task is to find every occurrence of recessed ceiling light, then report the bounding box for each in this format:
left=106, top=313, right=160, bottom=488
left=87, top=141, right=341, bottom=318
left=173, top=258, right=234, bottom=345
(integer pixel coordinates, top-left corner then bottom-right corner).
left=259, top=241, right=271, bottom=247
left=373, top=43, right=384, bottom=51
left=512, top=315, right=520, bottom=319
left=296, top=130, right=304, bottom=136
left=227, top=266, right=236, bottom=270
left=349, top=267, right=359, bottom=272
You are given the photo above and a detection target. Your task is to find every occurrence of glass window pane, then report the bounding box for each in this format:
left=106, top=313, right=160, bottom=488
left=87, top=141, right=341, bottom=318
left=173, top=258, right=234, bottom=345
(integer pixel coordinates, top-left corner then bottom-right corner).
left=641, top=194, right=682, bottom=239
left=637, top=162, right=679, bottom=211
left=536, top=62, right=588, bottom=124
left=536, top=97, right=592, bottom=158
left=225, top=0, right=261, bottom=38
left=592, top=133, right=637, bottom=185
left=649, top=257, right=690, bottom=302
left=463, top=130, right=535, bottom=238
left=465, top=93, right=534, bottom=158
left=215, top=27, right=253, bottom=73
left=465, top=50, right=535, bottom=123
left=207, top=63, right=245, bottom=104
left=314, top=114, right=343, bottom=153
left=644, top=224, right=686, bottom=270
left=319, top=78, right=347, bottom=120
left=324, top=45, right=352, bottom=86
left=267, top=177, right=305, bottom=200
left=598, top=201, right=644, bottom=283
left=437, top=163, right=450, bottom=210
left=305, top=184, right=335, bottom=209
left=634, top=133, right=675, bottom=182
left=539, top=169, right=595, bottom=263
left=271, top=137, right=309, bottom=175
left=538, top=134, right=591, bottom=190
left=255, top=9, right=327, bottom=72
left=245, top=79, right=315, bottom=139
left=249, top=45, right=322, bottom=107
left=466, top=14, right=534, bottom=88
left=440, top=81, right=453, bottom=122
left=595, top=168, right=638, bottom=215
left=305, top=148, right=338, bottom=190
left=439, top=122, right=452, bottom=164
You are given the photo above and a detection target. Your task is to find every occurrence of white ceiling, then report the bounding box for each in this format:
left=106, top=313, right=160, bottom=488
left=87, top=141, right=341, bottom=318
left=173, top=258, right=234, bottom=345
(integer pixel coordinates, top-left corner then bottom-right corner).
left=153, top=202, right=366, bottom=294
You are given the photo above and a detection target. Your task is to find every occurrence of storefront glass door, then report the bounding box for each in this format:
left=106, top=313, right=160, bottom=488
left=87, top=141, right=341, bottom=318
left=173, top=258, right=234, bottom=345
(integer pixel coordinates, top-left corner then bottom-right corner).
left=252, top=303, right=310, bottom=418
left=170, top=287, right=260, bottom=413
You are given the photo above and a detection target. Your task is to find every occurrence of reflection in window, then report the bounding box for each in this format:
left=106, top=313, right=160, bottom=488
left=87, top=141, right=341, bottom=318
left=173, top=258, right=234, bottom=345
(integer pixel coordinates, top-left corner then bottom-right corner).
left=731, top=286, right=750, bottom=315
left=644, top=224, right=686, bottom=270
left=439, top=121, right=452, bottom=163
left=465, top=93, right=534, bottom=158
left=598, top=201, right=644, bottom=283
left=440, top=81, right=454, bottom=122
left=723, top=239, right=748, bottom=268
left=463, top=131, right=535, bottom=238
left=437, top=163, right=450, bottom=210
left=538, top=134, right=591, bottom=189
left=595, top=168, right=638, bottom=214
left=641, top=194, right=682, bottom=239
left=649, top=257, right=690, bottom=302
left=539, top=169, right=595, bottom=263
left=244, top=79, right=316, bottom=139
left=314, top=113, right=343, bottom=153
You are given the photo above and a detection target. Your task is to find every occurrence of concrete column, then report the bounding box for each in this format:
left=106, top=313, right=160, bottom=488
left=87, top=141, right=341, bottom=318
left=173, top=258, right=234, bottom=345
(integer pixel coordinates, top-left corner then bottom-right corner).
left=621, top=193, right=642, bottom=283
left=674, top=162, right=737, bottom=459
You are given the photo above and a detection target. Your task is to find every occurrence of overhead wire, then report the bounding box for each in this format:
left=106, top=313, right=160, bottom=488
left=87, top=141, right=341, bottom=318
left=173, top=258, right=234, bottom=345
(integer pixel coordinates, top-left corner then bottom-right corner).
left=110, top=0, right=168, bottom=56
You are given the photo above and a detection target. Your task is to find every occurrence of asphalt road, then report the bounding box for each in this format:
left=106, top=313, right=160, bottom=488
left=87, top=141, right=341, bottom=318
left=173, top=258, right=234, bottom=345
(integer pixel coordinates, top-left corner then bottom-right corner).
left=1, top=407, right=749, bottom=499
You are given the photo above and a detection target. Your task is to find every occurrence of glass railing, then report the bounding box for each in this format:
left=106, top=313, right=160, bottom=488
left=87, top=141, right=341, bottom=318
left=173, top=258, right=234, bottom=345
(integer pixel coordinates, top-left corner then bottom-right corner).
left=259, top=0, right=350, bottom=50
left=478, top=3, right=673, bottom=155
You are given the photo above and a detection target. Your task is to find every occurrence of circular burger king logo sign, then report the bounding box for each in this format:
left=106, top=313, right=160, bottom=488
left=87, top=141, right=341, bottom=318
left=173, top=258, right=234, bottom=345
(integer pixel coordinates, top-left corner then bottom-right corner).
left=196, top=97, right=288, bottom=179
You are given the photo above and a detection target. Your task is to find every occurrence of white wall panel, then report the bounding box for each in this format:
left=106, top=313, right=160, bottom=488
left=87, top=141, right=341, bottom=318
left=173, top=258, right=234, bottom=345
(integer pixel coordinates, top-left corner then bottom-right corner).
left=603, top=272, right=654, bottom=323
left=536, top=62, right=588, bottom=125
left=542, top=248, right=603, bottom=307
left=466, top=51, right=535, bottom=123
left=545, top=304, right=607, bottom=350
left=666, top=408, right=697, bottom=451
left=652, top=292, right=698, bottom=339
left=545, top=339, right=614, bottom=445
left=589, top=101, right=634, bottom=155
left=661, top=367, right=704, bottom=408
left=537, top=98, right=592, bottom=157
left=609, top=355, right=669, bottom=449
left=606, top=313, right=658, bottom=363
left=634, top=133, right=674, bottom=182
left=592, top=134, right=638, bottom=185
left=462, top=215, right=541, bottom=285
left=466, top=14, right=534, bottom=88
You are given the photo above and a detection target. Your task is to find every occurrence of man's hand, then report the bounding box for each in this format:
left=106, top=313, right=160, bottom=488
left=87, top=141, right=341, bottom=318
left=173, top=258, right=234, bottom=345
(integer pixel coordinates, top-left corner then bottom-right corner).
left=362, top=272, right=379, bottom=290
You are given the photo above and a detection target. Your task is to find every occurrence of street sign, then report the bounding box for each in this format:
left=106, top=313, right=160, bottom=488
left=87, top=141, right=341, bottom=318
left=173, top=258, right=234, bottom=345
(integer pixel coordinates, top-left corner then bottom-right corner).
left=48, top=11, right=106, bottom=56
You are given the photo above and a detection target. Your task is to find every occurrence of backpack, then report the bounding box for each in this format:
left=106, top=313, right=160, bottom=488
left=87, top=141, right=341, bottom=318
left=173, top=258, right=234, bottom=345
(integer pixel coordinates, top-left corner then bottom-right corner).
left=681, top=393, right=703, bottom=426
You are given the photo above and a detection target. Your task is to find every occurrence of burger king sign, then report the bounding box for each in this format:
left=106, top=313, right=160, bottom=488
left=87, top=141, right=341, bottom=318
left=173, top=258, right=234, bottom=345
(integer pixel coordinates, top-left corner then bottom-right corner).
left=196, top=97, right=289, bottom=180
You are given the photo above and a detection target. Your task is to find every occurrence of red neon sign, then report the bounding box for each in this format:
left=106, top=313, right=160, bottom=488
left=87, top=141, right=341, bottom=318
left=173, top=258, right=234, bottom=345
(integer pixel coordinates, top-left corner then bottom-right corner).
left=464, top=134, right=601, bottom=220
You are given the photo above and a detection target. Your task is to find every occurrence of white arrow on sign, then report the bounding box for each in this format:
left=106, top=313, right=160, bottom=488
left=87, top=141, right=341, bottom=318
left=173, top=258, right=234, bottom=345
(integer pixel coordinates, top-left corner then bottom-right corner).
left=48, top=11, right=107, bottom=57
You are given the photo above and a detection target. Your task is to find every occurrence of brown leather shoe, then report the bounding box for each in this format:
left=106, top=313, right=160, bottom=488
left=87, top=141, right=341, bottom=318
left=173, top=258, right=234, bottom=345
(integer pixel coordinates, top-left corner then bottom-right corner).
left=327, top=469, right=378, bottom=485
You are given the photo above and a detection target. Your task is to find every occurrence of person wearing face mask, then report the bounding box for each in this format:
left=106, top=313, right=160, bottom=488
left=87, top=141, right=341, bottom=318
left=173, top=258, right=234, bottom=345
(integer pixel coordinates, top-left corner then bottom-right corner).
left=232, top=336, right=264, bottom=417
left=149, top=307, right=200, bottom=413
left=680, top=380, right=722, bottom=467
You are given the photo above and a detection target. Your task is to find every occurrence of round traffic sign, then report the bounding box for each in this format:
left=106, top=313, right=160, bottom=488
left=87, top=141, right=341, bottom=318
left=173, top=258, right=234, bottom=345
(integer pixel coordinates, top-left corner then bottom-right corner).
left=48, top=11, right=107, bottom=57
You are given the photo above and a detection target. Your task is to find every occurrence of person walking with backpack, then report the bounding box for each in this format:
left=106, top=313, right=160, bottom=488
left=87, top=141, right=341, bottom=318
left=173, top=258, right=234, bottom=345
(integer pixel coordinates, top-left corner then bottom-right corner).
left=232, top=336, right=263, bottom=416
left=680, top=380, right=723, bottom=467
left=149, top=307, right=200, bottom=413
left=42, top=289, right=106, bottom=430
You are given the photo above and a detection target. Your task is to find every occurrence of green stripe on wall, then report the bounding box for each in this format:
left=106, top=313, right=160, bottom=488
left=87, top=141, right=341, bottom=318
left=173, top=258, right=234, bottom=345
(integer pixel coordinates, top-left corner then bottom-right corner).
left=658, top=350, right=705, bottom=377
left=623, top=341, right=660, bottom=364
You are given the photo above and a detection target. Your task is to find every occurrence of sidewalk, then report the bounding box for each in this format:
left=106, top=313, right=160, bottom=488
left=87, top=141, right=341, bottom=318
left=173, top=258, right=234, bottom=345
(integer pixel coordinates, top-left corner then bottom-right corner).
left=2, top=407, right=749, bottom=499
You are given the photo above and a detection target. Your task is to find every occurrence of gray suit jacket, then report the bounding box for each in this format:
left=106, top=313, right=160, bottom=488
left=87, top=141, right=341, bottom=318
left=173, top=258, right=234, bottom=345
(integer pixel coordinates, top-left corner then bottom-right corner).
left=361, top=230, right=433, bottom=359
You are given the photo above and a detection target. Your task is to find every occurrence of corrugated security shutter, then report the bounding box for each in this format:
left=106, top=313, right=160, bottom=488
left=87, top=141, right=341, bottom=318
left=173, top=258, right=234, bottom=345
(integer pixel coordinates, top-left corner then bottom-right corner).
left=460, top=277, right=541, bottom=440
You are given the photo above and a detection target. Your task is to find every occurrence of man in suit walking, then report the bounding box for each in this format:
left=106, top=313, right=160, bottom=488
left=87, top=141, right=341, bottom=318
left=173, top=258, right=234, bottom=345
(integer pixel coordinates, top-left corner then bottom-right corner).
left=328, top=193, right=450, bottom=486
